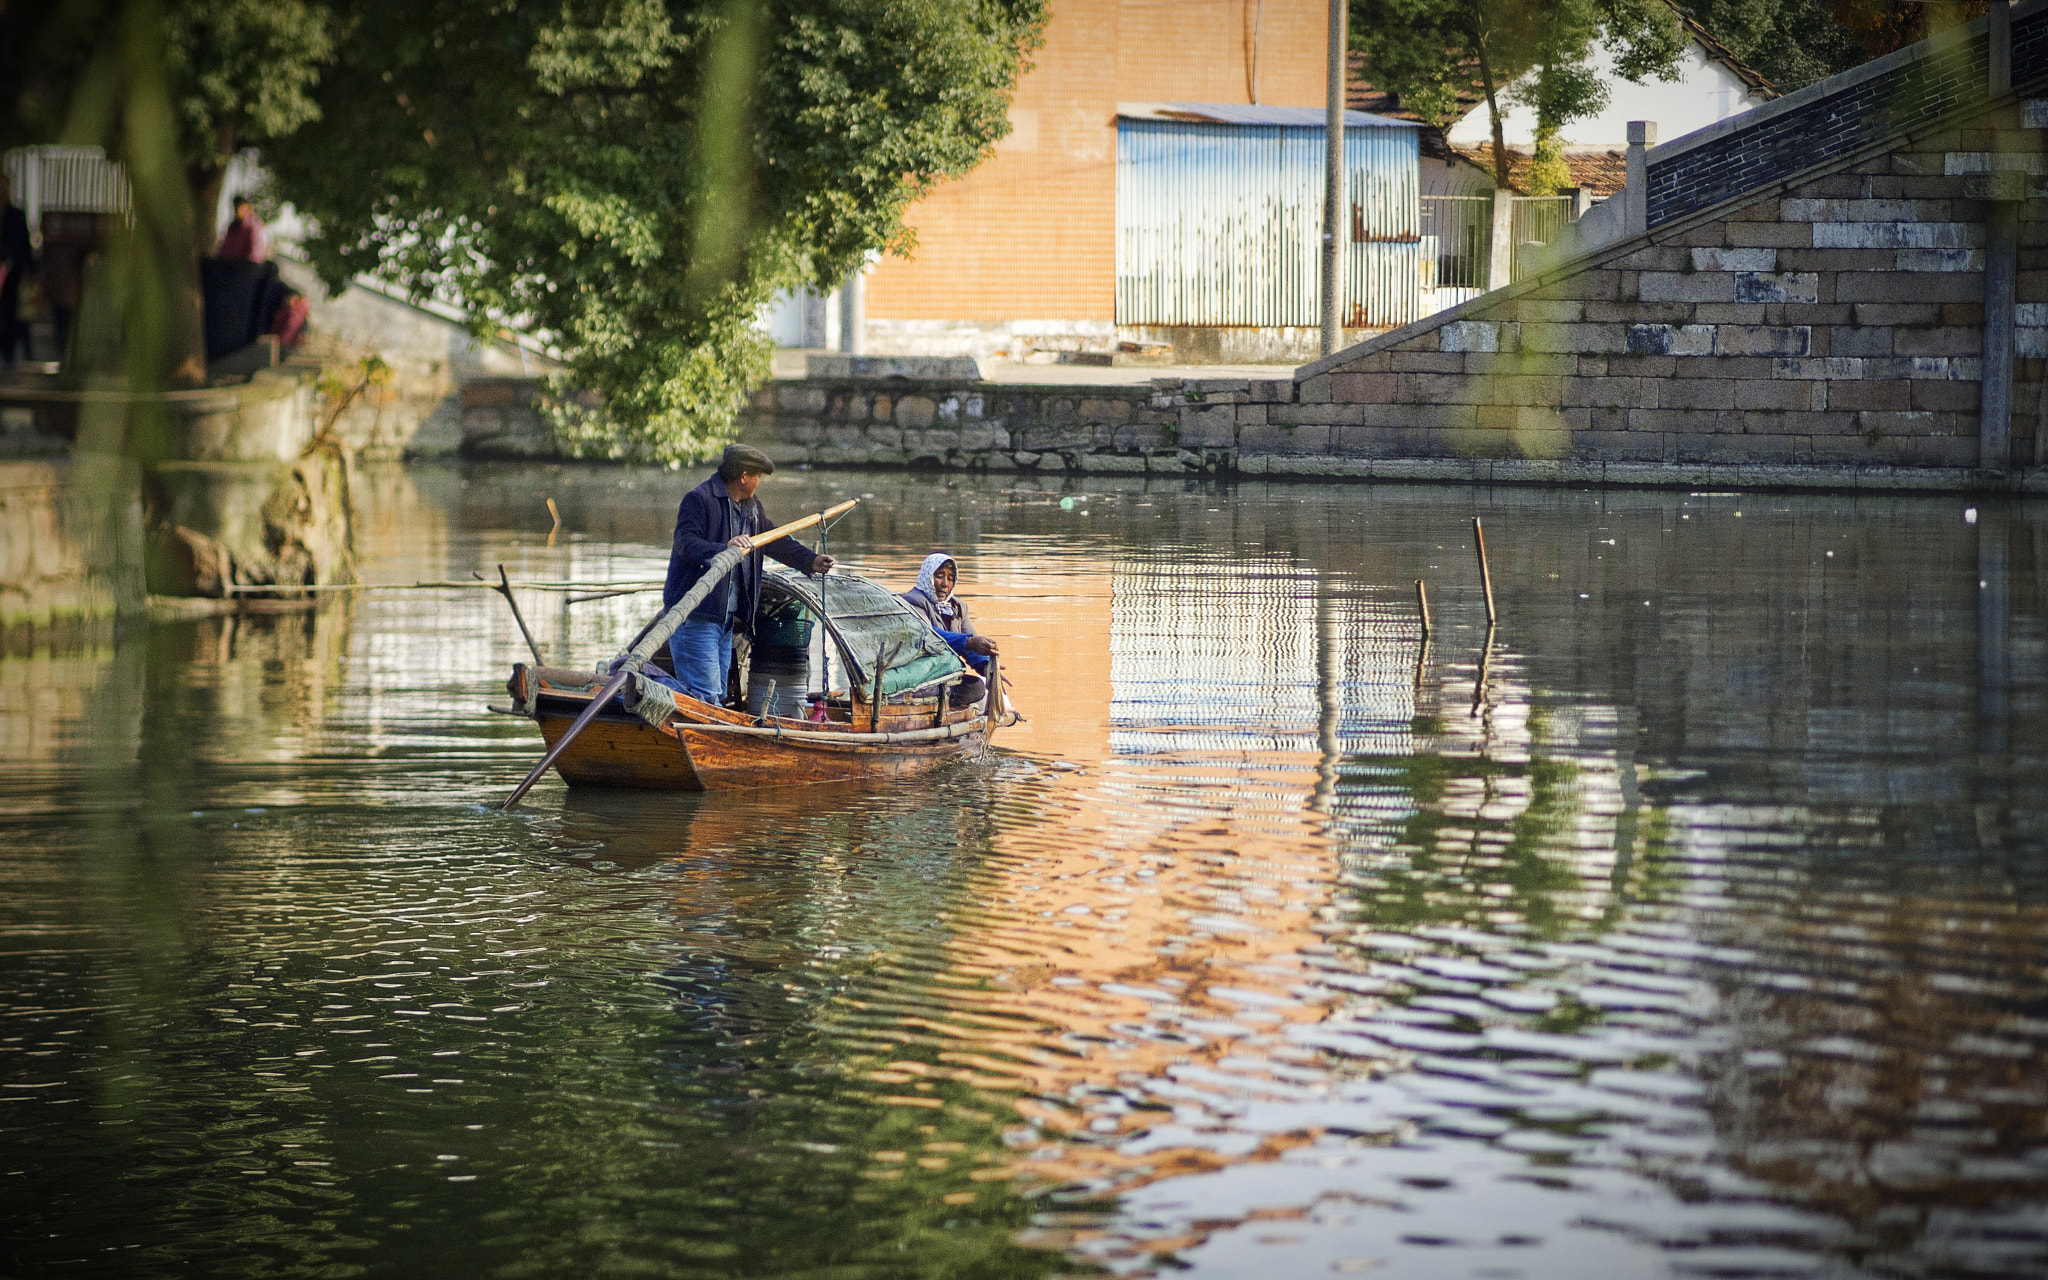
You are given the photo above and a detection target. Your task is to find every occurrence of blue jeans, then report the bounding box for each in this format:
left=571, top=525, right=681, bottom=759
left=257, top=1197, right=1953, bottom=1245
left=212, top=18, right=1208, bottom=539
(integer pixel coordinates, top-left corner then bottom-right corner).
left=669, top=619, right=733, bottom=704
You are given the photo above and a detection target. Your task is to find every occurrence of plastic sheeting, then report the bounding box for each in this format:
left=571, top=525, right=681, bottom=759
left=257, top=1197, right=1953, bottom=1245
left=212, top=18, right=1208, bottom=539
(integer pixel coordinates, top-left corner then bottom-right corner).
left=764, top=568, right=963, bottom=698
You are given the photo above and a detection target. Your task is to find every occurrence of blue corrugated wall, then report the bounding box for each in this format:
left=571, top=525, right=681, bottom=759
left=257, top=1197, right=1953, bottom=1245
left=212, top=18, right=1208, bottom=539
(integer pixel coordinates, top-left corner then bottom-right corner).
left=1115, top=120, right=1422, bottom=329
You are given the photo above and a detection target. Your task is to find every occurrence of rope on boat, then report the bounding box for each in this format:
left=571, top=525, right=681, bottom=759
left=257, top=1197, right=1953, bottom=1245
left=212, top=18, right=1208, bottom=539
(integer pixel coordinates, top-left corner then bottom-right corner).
left=665, top=711, right=1017, bottom=746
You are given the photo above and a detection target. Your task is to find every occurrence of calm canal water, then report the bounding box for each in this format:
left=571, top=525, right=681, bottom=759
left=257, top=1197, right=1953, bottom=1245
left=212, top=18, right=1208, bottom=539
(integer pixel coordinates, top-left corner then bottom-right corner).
left=4, top=464, right=2046, bottom=1279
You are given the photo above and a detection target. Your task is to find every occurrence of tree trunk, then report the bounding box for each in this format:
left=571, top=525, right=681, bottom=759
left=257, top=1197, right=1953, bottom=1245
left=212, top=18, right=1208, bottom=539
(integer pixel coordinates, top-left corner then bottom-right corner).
left=193, top=160, right=228, bottom=262
left=1473, top=36, right=1511, bottom=190
left=167, top=149, right=234, bottom=389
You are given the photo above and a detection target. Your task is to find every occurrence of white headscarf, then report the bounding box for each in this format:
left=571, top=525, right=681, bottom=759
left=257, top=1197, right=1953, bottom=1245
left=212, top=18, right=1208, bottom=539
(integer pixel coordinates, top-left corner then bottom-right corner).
left=914, top=553, right=956, bottom=602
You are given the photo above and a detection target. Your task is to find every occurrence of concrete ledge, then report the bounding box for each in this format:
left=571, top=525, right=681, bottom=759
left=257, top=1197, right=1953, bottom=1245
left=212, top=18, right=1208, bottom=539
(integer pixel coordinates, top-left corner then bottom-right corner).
left=805, top=354, right=985, bottom=380
left=1236, top=453, right=2048, bottom=492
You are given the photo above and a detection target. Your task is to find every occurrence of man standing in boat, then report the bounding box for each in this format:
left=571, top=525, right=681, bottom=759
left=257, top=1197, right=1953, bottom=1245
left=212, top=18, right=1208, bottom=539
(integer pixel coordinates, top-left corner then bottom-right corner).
left=664, top=444, right=833, bottom=704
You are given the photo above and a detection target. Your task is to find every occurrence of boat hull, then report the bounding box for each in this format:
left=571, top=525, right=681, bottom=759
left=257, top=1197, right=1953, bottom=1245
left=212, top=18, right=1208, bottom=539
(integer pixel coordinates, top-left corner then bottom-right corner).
left=516, top=665, right=991, bottom=793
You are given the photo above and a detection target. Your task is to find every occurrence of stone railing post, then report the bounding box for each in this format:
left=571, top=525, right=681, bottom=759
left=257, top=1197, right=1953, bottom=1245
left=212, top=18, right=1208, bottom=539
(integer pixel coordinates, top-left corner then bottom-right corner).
left=1487, top=192, right=1516, bottom=292
left=1625, top=121, right=1657, bottom=235
left=1974, top=171, right=2025, bottom=471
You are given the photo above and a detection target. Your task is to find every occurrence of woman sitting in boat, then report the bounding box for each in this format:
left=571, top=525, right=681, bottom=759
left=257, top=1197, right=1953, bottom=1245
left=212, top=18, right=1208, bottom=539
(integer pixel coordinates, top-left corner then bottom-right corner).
left=901, top=552, right=997, bottom=704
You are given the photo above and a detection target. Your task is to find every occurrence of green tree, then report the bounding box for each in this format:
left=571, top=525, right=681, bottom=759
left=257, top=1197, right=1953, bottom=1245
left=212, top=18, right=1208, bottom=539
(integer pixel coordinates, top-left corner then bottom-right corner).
left=265, top=0, right=1045, bottom=463
left=3, top=0, right=335, bottom=387
left=1519, top=0, right=1682, bottom=193
left=1683, top=0, right=1984, bottom=93
left=1349, top=0, right=1681, bottom=192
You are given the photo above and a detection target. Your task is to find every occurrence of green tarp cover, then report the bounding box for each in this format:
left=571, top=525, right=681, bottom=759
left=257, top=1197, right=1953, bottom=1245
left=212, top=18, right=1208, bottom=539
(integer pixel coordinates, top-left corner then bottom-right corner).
left=764, top=567, right=964, bottom=698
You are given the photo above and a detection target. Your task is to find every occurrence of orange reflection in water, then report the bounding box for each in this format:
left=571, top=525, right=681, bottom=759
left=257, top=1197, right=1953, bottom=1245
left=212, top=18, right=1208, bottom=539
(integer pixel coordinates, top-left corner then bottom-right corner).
left=877, top=558, right=1386, bottom=1201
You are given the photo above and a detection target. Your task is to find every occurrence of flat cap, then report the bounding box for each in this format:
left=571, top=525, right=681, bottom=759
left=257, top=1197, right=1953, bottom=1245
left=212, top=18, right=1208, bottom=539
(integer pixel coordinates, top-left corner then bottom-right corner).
left=721, top=443, right=776, bottom=475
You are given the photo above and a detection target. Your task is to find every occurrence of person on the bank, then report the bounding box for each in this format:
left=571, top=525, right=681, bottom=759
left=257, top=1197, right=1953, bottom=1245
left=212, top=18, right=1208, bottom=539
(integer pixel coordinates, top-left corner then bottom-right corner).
left=901, top=553, right=998, bottom=710
left=214, top=196, right=268, bottom=263
left=0, top=174, right=34, bottom=366
left=662, top=444, right=833, bottom=703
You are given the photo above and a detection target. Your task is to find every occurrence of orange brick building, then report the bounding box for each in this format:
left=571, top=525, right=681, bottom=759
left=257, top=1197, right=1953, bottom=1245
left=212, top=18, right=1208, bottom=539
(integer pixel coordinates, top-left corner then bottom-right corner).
left=862, top=0, right=1334, bottom=362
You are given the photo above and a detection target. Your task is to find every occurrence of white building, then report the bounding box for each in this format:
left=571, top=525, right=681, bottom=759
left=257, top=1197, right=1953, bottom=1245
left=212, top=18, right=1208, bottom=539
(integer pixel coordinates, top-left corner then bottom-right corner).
left=1443, top=8, right=1775, bottom=168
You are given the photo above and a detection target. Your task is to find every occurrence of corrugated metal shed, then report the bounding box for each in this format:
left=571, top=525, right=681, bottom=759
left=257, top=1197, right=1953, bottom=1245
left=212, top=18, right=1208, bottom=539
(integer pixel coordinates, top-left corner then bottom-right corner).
left=1115, top=104, right=1423, bottom=329
left=1, top=147, right=133, bottom=236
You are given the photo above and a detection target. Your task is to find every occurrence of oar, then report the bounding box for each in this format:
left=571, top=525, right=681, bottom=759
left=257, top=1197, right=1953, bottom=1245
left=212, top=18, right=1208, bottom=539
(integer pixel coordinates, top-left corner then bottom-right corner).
left=502, top=499, right=857, bottom=809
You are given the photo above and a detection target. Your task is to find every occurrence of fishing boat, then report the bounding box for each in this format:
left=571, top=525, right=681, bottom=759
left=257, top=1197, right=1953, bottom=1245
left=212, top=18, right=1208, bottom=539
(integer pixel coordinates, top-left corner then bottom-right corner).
left=502, top=564, right=1012, bottom=794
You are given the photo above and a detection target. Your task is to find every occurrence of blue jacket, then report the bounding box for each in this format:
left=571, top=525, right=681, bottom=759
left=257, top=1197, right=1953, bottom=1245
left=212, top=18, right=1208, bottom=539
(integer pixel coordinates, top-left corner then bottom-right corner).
left=662, top=473, right=820, bottom=631
left=936, top=627, right=990, bottom=675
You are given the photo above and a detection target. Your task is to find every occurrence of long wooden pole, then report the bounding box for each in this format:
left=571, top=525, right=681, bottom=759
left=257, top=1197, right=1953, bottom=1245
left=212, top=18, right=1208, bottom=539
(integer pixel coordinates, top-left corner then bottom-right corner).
left=226, top=578, right=665, bottom=595
left=502, top=498, right=856, bottom=809
left=1473, top=516, right=1496, bottom=628
left=1414, top=578, right=1431, bottom=638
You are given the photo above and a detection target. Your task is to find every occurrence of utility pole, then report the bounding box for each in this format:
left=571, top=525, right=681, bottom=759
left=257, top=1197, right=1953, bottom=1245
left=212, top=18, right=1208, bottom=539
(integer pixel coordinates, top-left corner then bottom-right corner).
left=1321, top=0, right=1346, bottom=357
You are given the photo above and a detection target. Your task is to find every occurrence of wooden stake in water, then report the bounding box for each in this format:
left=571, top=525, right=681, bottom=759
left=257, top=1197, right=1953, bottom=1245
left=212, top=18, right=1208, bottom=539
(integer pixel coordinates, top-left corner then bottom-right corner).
left=1473, top=517, right=1497, bottom=627
left=496, top=564, right=544, bottom=664
left=1472, top=623, right=1494, bottom=717
left=1414, top=578, right=1432, bottom=638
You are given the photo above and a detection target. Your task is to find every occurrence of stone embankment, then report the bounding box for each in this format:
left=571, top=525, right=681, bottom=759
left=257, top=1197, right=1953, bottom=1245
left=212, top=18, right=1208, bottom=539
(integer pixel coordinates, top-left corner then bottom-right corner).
left=0, top=459, right=144, bottom=633
left=0, top=369, right=355, bottom=614
left=1271, top=6, right=2048, bottom=494
left=738, top=377, right=1242, bottom=476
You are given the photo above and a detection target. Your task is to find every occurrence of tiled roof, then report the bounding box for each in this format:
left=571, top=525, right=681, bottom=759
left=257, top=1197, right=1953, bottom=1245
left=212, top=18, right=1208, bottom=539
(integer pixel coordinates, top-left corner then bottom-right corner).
left=1345, top=52, right=1476, bottom=162
left=1344, top=51, right=1486, bottom=126
left=1668, top=4, right=1779, bottom=99
left=1119, top=101, right=1422, bottom=128
left=1454, top=145, right=1630, bottom=197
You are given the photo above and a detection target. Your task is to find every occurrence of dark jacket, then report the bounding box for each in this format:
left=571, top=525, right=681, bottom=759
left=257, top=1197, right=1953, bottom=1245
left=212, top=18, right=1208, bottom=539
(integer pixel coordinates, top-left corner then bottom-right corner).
left=662, top=472, right=820, bottom=631
left=1, top=206, right=31, bottom=276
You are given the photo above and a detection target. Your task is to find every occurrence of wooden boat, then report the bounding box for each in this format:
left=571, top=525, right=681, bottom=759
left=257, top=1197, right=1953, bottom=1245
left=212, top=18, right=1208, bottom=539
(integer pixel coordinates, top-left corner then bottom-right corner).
left=501, top=566, right=1012, bottom=792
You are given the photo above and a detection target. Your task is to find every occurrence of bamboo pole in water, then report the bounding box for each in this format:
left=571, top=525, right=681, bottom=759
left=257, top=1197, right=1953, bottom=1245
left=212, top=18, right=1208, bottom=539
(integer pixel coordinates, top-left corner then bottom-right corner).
left=1414, top=578, right=1432, bottom=638
left=1472, top=517, right=1497, bottom=627
left=985, top=652, right=1004, bottom=742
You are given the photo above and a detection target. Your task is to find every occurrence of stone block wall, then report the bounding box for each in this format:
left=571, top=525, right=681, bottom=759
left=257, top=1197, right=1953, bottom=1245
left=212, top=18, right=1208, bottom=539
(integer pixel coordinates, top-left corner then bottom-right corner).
left=738, top=378, right=1256, bottom=475
left=458, top=378, right=561, bottom=459
left=277, top=256, right=545, bottom=459
left=1251, top=95, right=2048, bottom=490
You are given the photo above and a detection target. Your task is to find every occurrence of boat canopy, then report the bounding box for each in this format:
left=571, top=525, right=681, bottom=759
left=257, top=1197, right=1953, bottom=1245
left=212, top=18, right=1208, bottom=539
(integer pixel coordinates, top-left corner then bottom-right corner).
left=763, top=567, right=965, bottom=698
